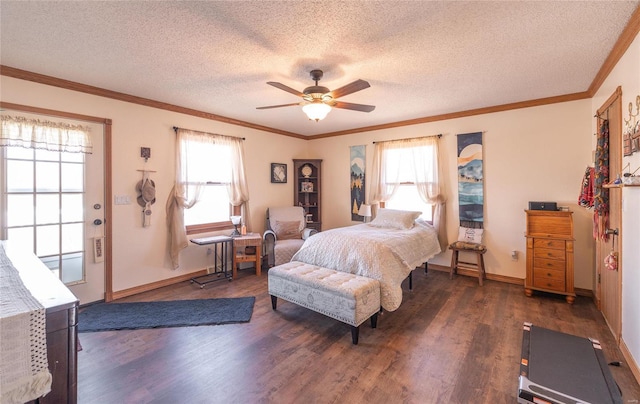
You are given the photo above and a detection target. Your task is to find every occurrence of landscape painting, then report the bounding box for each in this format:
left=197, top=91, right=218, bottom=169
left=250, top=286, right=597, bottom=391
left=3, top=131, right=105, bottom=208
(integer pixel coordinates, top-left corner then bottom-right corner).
left=350, top=145, right=366, bottom=221
left=457, top=132, right=484, bottom=223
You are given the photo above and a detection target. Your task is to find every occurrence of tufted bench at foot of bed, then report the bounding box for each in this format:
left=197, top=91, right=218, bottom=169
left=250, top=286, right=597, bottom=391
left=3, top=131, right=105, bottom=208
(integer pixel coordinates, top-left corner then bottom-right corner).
left=268, top=261, right=381, bottom=345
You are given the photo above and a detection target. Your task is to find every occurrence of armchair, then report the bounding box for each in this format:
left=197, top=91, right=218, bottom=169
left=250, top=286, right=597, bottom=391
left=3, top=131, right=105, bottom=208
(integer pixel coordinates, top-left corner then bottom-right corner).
left=263, top=206, right=318, bottom=267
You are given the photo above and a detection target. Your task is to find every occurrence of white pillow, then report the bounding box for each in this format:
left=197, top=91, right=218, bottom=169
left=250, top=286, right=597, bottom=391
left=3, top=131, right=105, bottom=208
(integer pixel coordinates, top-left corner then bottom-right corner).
left=457, top=226, right=484, bottom=244
left=370, top=208, right=421, bottom=230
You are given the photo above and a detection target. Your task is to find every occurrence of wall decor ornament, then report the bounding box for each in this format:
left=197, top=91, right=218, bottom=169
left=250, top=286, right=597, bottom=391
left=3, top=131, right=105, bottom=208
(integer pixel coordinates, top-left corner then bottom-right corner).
left=623, top=95, right=640, bottom=156
left=350, top=145, right=366, bottom=221
left=456, top=132, right=484, bottom=224
left=271, top=163, right=287, bottom=183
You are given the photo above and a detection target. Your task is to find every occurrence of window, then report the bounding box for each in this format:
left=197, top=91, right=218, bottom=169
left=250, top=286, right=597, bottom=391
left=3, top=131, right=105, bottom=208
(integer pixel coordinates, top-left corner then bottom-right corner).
left=2, top=146, right=86, bottom=284
left=384, top=185, right=433, bottom=222
left=168, top=128, right=249, bottom=268
left=180, top=134, right=234, bottom=232
left=183, top=185, right=231, bottom=228
left=172, top=129, right=247, bottom=235
left=375, top=140, right=438, bottom=222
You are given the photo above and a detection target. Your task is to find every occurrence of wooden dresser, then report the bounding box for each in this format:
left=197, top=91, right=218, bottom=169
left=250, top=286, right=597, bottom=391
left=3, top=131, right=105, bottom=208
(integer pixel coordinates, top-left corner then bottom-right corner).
left=3, top=241, right=78, bottom=403
left=524, top=210, right=575, bottom=304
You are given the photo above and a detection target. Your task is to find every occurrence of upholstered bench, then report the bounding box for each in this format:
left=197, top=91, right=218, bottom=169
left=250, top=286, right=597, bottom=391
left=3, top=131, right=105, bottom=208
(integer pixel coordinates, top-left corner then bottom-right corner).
left=268, top=261, right=380, bottom=345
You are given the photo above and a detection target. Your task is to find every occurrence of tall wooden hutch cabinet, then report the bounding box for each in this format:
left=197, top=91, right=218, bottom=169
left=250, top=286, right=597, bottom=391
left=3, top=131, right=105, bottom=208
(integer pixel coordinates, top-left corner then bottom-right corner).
left=524, top=210, right=575, bottom=304
left=293, top=159, right=322, bottom=231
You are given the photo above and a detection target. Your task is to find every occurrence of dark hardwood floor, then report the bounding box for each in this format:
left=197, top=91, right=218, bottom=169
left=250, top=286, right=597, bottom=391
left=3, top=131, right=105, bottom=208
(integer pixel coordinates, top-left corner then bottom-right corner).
left=77, top=268, right=640, bottom=403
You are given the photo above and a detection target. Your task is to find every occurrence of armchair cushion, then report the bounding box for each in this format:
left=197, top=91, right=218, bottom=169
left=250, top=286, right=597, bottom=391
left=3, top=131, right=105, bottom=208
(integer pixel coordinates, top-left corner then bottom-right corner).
left=273, top=220, right=302, bottom=240
left=265, top=206, right=315, bottom=267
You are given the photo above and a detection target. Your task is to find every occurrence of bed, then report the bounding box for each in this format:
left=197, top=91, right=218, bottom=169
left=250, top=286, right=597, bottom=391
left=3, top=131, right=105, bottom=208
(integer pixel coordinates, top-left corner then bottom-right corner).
left=290, top=209, right=441, bottom=311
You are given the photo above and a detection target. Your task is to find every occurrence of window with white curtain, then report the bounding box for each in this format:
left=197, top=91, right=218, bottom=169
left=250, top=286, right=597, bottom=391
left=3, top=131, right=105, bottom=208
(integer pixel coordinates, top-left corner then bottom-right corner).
left=180, top=136, right=233, bottom=228
left=380, top=142, right=435, bottom=222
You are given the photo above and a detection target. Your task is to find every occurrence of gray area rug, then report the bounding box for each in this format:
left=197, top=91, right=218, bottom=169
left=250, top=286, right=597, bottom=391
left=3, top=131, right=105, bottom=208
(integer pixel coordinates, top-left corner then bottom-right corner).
left=78, top=297, right=255, bottom=332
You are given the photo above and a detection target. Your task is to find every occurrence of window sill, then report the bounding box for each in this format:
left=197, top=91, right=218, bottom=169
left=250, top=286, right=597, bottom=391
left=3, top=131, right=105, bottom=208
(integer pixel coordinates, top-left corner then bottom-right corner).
left=186, top=222, right=233, bottom=235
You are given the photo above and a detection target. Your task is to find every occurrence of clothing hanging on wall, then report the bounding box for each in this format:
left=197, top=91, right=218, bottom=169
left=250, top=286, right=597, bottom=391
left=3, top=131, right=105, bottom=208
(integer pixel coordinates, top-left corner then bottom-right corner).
left=578, top=166, right=595, bottom=208
left=593, top=119, right=610, bottom=241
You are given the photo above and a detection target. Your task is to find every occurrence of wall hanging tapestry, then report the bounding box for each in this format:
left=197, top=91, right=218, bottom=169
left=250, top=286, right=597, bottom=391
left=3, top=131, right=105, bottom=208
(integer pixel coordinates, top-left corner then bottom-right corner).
left=593, top=119, right=610, bottom=241
left=456, top=132, right=484, bottom=226
left=350, top=145, right=366, bottom=221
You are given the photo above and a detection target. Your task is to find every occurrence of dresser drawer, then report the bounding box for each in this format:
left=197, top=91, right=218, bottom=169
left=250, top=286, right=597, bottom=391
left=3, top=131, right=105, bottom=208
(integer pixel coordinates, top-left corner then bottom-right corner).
left=533, top=264, right=564, bottom=278
left=533, top=239, right=566, bottom=250
left=534, top=247, right=566, bottom=261
left=533, top=257, right=566, bottom=271
left=533, top=274, right=566, bottom=291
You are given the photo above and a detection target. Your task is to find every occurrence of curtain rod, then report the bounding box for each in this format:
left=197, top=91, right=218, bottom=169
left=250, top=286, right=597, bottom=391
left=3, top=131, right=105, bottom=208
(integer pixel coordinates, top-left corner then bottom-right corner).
left=172, top=126, right=245, bottom=140
left=373, top=133, right=442, bottom=144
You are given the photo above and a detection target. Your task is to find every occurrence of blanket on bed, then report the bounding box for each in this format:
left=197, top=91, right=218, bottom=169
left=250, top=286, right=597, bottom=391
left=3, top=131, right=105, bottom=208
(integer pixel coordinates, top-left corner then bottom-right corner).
left=0, top=244, right=52, bottom=404
left=291, top=221, right=441, bottom=311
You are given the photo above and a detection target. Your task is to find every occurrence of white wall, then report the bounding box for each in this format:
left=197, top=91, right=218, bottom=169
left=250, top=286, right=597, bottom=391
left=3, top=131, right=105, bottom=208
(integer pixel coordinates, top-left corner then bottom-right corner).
left=1, top=76, right=307, bottom=293
left=311, top=100, right=595, bottom=288
left=0, top=76, right=596, bottom=290
left=592, top=32, right=640, bottom=374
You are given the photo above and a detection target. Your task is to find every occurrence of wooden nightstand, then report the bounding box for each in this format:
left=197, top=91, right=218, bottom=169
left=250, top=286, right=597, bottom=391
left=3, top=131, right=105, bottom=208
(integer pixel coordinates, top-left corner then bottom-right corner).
left=232, top=233, right=262, bottom=278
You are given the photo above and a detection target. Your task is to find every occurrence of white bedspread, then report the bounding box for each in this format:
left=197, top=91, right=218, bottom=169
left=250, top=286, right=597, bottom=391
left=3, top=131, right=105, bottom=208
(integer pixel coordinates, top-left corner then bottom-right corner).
left=291, top=221, right=441, bottom=311
left=0, top=244, right=52, bottom=404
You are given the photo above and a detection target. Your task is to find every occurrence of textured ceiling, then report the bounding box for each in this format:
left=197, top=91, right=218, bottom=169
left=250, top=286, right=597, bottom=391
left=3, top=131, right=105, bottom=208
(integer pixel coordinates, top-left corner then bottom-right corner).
left=1, top=1, right=638, bottom=137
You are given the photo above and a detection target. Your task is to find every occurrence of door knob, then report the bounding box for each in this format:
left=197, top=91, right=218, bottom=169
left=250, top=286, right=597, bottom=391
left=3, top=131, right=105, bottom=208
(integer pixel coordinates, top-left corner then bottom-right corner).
left=605, top=228, right=618, bottom=236
left=93, top=219, right=103, bottom=225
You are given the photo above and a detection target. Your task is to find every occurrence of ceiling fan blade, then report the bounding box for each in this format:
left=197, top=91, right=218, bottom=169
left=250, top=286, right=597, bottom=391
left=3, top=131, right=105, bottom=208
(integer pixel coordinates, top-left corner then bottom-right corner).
left=331, top=101, right=376, bottom=113
left=256, top=103, right=301, bottom=110
left=267, top=82, right=304, bottom=97
left=329, top=79, right=371, bottom=99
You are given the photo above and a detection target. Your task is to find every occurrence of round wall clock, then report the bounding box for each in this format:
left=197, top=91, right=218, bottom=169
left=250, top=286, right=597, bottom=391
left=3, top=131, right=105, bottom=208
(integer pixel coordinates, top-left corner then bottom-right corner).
left=301, top=164, right=313, bottom=177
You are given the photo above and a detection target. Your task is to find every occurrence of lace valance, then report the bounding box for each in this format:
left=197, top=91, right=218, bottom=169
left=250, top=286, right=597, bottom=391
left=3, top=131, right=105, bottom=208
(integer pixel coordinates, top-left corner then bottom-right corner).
left=0, top=115, right=92, bottom=153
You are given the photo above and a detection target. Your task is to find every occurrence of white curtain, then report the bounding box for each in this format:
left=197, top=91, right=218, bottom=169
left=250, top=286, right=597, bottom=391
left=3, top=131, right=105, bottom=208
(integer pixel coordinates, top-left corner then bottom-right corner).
left=166, top=128, right=250, bottom=269
left=370, top=136, right=448, bottom=249
left=0, top=115, right=92, bottom=153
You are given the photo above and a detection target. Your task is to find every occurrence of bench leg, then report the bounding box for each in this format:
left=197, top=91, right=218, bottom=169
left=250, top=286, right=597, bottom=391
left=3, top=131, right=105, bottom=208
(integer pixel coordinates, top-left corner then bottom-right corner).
left=408, top=271, right=413, bottom=291
left=270, top=295, right=277, bottom=310
left=370, top=312, right=378, bottom=329
left=424, top=262, right=428, bottom=274
left=450, top=250, right=458, bottom=279
left=350, top=325, right=360, bottom=345
left=478, top=253, right=486, bottom=286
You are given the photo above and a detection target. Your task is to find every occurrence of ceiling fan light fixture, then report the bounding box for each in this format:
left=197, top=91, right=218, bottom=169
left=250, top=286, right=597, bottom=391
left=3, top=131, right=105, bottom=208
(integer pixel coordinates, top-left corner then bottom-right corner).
left=302, top=101, right=331, bottom=122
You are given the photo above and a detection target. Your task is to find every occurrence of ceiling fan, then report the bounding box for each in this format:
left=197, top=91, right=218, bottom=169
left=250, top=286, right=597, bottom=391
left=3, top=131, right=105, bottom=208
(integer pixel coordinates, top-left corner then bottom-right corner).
left=257, top=69, right=375, bottom=122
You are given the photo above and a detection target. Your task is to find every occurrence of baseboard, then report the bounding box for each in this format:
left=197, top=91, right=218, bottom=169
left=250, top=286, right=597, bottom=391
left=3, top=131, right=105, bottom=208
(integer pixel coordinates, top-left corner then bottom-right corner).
left=620, top=338, right=640, bottom=386
left=574, top=287, right=594, bottom=298
left=426, top=263, right=523, bottom=285
left=426, top=264, right=596, bottom=297
left=111, top=269, right=208, bottom=300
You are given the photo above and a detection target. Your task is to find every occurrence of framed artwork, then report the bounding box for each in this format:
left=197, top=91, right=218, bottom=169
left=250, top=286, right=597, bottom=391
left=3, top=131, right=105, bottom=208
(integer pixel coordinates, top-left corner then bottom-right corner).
left=271, top=163, right=287, bottom=183
left=301, top=181, right=314, bottom=192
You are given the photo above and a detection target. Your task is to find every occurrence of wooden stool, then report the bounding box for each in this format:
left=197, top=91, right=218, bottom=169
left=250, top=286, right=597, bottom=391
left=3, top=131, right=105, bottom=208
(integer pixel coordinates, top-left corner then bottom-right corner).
left=449, top=241, right=487, bottom=286
left=232, top=233, right=262, bottom=278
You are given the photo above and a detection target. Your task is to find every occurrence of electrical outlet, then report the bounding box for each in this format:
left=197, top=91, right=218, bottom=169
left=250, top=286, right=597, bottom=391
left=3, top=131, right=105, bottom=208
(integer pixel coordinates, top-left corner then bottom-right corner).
left=511, top=250, right=518, bottom=261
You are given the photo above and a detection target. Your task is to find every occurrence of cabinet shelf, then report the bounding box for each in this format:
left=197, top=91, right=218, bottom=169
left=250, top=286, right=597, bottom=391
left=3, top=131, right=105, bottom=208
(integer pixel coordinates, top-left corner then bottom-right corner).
left=294, top=159, right=322, bottom=232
